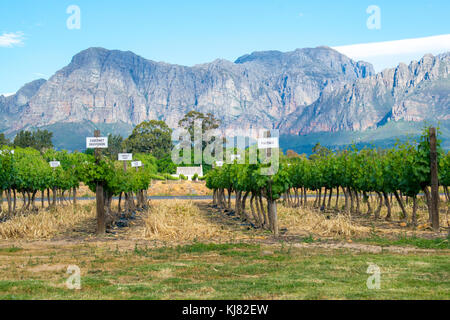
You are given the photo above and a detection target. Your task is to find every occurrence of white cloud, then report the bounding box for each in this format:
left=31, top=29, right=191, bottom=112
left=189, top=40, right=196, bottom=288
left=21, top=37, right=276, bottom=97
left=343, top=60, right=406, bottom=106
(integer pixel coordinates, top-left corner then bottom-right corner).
left=0, top=32, right=25, bottom=48
left=333, top=34, right=450, bottom=72
left=1, top=92, right=15, bottom=97
left=33, top=73, right=47, bottom=78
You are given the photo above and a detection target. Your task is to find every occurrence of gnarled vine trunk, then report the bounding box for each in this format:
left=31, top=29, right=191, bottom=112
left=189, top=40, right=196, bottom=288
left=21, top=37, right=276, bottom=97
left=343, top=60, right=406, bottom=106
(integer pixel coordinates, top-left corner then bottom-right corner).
left=383, top=192, right=392, bottom=221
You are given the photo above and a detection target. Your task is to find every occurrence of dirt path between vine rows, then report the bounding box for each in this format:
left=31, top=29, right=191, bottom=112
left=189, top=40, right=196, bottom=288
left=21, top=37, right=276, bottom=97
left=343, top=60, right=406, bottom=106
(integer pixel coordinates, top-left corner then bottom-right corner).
left=0, top=200, right=448, bottom=256
left=193, top=202, right=449, bottom=254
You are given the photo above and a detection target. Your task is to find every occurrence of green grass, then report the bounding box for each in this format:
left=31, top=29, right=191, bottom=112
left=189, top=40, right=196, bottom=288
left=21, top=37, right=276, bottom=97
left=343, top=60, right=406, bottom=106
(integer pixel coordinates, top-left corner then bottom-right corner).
left=0, top=246, right=23, bottom=253
left=299, top=235, right=319, bottom=244
left=0, top=242, right=448, bottom=300
left=133, top=242, right=257, bottom=257
left=359, top=234, right=450, bottom=249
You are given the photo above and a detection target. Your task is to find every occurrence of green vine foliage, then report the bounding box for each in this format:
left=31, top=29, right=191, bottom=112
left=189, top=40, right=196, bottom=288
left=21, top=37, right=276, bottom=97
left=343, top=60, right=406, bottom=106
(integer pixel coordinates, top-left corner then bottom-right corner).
left=0, top=146, right=158, bottom=199
left=206, top=127, right=449, bottom=204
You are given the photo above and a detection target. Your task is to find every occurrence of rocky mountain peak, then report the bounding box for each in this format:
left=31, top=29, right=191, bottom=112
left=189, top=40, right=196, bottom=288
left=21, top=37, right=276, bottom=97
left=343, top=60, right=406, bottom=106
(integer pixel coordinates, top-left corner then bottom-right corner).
left=1, top=47, right=448, bottom=139
left=235, top=46, right=375, bottom=79
left=69, top=47, right=112, bottom=68
left=0, top=79, right=46, bottom=114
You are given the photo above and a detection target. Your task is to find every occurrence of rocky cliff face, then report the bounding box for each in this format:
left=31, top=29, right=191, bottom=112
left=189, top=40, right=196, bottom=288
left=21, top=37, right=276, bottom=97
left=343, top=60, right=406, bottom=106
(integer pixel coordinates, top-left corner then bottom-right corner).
left=2, top=47, right=449, bottom=136
left=7, top=46, right=373, bottom=133
left=281, top=52, right=450, bottom=134
left=0, top=79, right=46, bottom=131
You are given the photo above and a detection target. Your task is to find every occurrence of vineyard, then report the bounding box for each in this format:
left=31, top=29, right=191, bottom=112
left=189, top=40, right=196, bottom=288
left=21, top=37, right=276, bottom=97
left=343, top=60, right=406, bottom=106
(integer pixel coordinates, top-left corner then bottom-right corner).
left=0, top=128, right=449, bottom=300
left=0, top=146, right=177, bottom=226
left=206, top=128, right=450, bottom=235
left=1, top=127, right=449, bottom=237
left=1, top=1, right=449, bottom=303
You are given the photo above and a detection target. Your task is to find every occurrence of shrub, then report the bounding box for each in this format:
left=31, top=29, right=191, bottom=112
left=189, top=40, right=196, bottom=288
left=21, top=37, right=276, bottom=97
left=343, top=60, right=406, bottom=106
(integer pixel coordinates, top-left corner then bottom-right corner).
left=164, top=173, right=179, bottom=181
left=150, top=174, right=166, bottom=181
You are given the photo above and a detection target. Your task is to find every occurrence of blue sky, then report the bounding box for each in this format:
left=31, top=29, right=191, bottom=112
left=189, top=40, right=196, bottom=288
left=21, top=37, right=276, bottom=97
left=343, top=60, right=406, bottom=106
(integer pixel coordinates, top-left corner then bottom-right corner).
left=1, top=0, right=449, bottom=94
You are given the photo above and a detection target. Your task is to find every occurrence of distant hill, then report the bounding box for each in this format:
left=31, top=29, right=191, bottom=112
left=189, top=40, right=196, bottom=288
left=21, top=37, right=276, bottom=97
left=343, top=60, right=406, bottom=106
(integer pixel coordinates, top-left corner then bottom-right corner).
left=281, top=120, right=450, bottom=155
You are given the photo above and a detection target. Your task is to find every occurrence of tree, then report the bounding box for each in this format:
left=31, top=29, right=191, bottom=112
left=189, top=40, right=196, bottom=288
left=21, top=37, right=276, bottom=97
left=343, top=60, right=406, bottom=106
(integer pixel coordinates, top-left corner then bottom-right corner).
left=178, top=111, right=220, bottom=140
left=286, top=150, right=300, bottom=158
left=13, top=129, right=53, bottom=151
left=104, top=134, right=124, bottom=160
left=311, top=143, right=331, bottom=159
left=0, top=133, right=10, bottom=146
left=13, top=130, right=34, bottom=149
left=124, top=120, right=173, bottom=159
left=156, top=155, right=177, bottom=174
left=178, top=111, right=221, bottom=162
left=32, top=129, right=53, bottom=151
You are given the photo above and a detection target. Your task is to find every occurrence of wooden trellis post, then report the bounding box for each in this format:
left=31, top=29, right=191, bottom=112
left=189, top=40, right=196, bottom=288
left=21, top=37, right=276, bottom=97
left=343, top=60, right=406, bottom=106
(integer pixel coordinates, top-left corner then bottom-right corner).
left=429, top=128, right=440, bottom=232
left=94, top=130, right=106, bottom=235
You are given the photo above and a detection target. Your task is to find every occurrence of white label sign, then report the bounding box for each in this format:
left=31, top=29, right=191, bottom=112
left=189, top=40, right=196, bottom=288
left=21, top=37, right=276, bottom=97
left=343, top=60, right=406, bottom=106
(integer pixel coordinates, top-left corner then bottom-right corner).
left=50, top=161, right=61, bottom=168
left=86, top=137, right=108, bottom=149
left=258, top=137, right=279, bottom=149
left=215, top=160, right=224, bottom=167
left=131, top=161, right=142, bottom=168
left=118, top=153, right=133, bottom=161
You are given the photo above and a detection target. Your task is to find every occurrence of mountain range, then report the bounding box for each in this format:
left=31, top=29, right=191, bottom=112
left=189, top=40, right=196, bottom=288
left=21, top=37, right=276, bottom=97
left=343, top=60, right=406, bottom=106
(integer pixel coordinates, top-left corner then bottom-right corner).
left=1, top=46, right=449, bottom=152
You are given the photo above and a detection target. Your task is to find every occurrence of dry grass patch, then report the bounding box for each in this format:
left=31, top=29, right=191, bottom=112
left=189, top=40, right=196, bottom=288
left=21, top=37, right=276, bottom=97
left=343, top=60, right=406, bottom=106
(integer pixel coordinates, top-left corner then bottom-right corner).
left=148, top=180, right=211, bottom=196
left=278, top=205, right=371, bottom=238
left=143, top=200, right=233, bottom=241
left=0, top=204, right=95, bottom=240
